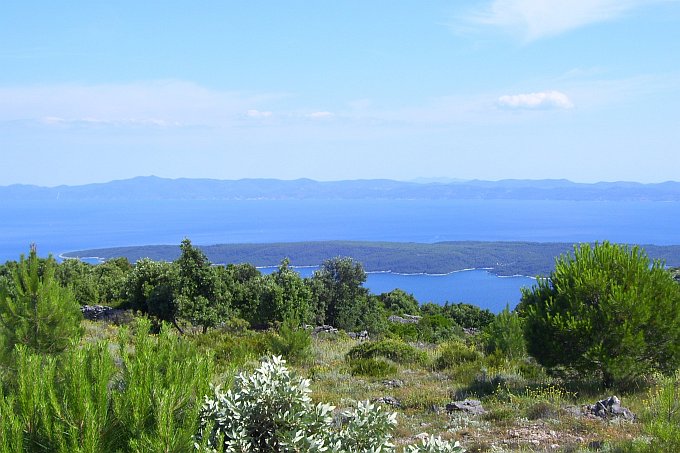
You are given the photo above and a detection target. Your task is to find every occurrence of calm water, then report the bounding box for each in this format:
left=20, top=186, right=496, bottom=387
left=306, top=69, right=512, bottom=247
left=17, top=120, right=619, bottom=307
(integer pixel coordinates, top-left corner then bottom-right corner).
left=261, top=266, right=536, bottom=312
left=1, top=198, right=678, bottom=311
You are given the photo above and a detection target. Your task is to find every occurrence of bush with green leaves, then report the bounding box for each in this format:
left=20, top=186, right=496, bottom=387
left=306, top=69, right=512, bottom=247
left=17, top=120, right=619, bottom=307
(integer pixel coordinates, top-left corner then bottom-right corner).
left=267, top=317, right=312, bottom=364
left=349, top=357, right=398, bottom=378
left=55, top=258, right=99, bottom=305
left=421, top=303, right=494, bottom=330
left=196, top=355, right=398, bottom=452
left=379, top=289, right=420, bottom=316
left=310, top=257, right=386, bottom=335
left=433, top=340, right=483, bottom=371
left=389, top=314, right=461, bottom=345
left=519, top=242, right=680, bottom=387
left=190, top=328, right=270, bottom=371
left=481, top=306, right=526, bottom=360
left=346, top=338, right=427, bottom=365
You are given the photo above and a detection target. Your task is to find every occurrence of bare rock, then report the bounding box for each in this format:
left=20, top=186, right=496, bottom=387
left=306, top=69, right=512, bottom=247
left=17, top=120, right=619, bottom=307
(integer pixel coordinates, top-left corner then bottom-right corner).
left=382, top=379, right=404, bottom=388
left=81, top=305, right=131, bottom=324
left=586, top=396, right=635, bottom=420
left=446, top=399, right=486, bottom=415
left=310, top=325, right=339, bottom=336
left=375, top=396, right=401, bottom=408
left=388, top=314, right=421, bottom=324
left=347, top=330, right=370, bottom=341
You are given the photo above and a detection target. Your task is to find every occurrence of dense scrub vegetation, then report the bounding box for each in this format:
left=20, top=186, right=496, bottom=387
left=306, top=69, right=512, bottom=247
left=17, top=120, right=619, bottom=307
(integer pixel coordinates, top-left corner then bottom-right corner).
left=0, top=241, right=679, bottom=452
left=4, top=239, right=495, bottom=337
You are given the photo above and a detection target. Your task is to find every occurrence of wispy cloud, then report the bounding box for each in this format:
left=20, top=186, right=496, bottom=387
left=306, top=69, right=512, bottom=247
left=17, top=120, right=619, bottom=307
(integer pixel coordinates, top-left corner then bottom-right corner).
left=498, top=90, right=574, bottom=109
left=306, top=111, right=334, bottom=119
left=467, top=0, right=667, bottom=41
left=246, top=109, right=273, bottom=118
left=39, top=116, right=179, bottom=128
left=0, top=81, right=283, bottom=128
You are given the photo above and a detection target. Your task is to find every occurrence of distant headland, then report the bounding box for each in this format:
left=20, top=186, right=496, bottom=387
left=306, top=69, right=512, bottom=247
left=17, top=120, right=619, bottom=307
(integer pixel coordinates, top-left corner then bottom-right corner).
left=62, top=240, right=680, bottom=277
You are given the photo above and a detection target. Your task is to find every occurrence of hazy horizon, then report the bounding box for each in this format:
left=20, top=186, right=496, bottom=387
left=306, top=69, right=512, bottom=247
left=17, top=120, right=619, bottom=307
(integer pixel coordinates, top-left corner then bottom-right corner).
left=3, top=174, right=680, bottom=189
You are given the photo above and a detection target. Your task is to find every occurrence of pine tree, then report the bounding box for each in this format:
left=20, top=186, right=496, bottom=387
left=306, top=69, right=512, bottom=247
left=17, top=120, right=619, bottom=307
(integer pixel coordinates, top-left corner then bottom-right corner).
left=520, top=242, right=680, bottom=386
left=0, top=245, right=82, bottom=358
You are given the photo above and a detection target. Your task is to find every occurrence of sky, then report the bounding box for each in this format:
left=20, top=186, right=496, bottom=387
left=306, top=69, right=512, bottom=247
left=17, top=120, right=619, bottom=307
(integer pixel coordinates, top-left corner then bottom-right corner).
left=1, top=0, right=679, bottom=186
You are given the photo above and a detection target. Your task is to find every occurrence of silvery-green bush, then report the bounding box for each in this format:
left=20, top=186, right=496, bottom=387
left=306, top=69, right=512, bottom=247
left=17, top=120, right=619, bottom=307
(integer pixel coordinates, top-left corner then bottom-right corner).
left=196, top=356, right=397, bottom=452
left=405, top=435, right=465, bottom=452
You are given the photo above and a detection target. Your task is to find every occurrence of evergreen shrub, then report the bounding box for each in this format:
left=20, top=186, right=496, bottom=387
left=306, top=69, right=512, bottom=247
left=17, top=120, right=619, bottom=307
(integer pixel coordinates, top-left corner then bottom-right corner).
left=520, top=242, right=680, bottom=386
left=346, top=338, right=427, bottom=365
left=267, top=317, right=312, bottom=364
left=433, top=340, right=483, bottom=371
left=481, top=306, right=526, bottom=360
left=0, top=246, right=82, bottom=358
left=350, top=357, right=398, bottom=377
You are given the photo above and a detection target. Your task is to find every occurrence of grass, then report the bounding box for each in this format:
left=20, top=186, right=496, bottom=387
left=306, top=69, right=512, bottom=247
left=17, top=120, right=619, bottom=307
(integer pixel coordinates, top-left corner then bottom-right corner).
left=58, top=319, right=666, bottom=452
left=300, top=335, right=650, bottom=452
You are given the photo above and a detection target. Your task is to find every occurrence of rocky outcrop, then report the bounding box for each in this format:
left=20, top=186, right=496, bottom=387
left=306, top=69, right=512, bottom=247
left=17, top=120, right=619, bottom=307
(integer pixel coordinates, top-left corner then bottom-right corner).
left=81, top=305, right=130, bottom=323
left=586, top=396, right=635, bottom=420
left=309, top=325, right=339, bottom=336
left=374, top=396, right=401, bottom=408
left=347, top=330, right=369, bottom=341
left=307, top=325, right=369, bottom=340
left=446, top=399, right=486, bottom=415
left=387, top=314, right=421, bottom=324
left=382, top=379, right=404, bottom=388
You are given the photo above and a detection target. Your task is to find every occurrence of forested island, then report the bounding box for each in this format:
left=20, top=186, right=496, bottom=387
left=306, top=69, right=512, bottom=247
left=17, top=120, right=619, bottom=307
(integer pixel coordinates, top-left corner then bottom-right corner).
left=63, top=240, right=680, bottom=277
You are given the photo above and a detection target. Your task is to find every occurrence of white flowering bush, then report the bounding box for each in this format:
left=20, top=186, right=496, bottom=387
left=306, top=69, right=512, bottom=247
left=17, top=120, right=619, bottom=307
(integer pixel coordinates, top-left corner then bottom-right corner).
left=405, top=435, right=465, bottom=453
left=196, top=356, right=397, bottom=452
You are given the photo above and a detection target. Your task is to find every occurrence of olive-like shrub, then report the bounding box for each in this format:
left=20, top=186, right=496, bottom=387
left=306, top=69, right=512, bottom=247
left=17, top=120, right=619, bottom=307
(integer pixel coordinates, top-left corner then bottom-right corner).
left=196, top=356, right=397, bottom=452
left=197, top=356, right=466, bottom=452
left=405, top=435, right=465, bottom=452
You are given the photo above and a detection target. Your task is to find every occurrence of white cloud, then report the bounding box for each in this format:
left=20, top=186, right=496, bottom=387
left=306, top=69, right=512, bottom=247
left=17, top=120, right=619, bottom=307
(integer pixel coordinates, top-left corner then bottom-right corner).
left=306, top=111, right=334, bottom=119
left=498, top=90, right=574, bottom=109
left=469, top=0, right=666, bottom=41
left=246, top=109, right=273, bottom=118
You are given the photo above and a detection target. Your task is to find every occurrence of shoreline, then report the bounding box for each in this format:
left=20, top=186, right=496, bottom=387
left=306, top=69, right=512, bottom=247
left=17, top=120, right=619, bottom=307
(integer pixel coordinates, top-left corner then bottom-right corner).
left=57, top=254, right=536, bottom=279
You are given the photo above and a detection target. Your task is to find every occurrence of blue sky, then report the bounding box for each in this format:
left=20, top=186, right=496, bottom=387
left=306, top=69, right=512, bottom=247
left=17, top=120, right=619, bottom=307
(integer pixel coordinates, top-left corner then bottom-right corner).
left=1, top=0, right=679, bottom=186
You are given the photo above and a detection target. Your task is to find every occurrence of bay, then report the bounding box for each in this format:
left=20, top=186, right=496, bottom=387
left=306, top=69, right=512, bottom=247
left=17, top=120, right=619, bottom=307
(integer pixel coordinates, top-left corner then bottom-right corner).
left=260, top=266, right=536, bottom=312
left=1, top=198, right=678, bottom=311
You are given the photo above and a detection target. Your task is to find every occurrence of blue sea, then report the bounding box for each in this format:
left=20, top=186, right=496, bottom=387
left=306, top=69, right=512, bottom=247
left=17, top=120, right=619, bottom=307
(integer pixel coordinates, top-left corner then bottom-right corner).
left=1, top=199, right=679, bottom=311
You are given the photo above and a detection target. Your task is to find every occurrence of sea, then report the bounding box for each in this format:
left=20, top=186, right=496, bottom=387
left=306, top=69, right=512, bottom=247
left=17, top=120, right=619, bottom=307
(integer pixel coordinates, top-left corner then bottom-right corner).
left=1, top=198, right=679, bottom=312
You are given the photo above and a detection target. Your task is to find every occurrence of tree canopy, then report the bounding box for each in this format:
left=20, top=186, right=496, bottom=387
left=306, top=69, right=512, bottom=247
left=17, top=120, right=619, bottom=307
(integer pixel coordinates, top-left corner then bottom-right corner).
left=519, top=242, right=680, bottom=386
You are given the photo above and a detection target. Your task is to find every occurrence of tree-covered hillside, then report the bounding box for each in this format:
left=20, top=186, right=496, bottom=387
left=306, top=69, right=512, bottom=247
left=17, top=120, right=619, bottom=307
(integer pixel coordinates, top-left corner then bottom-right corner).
left=63, top=241, right=680, bottom=277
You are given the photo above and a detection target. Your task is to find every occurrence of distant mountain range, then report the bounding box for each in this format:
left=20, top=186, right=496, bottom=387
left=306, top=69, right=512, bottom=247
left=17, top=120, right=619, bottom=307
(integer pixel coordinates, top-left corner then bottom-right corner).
left=2, top=176, right=680, bottom=201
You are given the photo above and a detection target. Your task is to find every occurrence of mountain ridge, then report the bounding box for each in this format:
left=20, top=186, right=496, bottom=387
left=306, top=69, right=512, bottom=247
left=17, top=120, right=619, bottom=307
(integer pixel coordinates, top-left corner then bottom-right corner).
left=3, top=176, right=680, bottom=201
